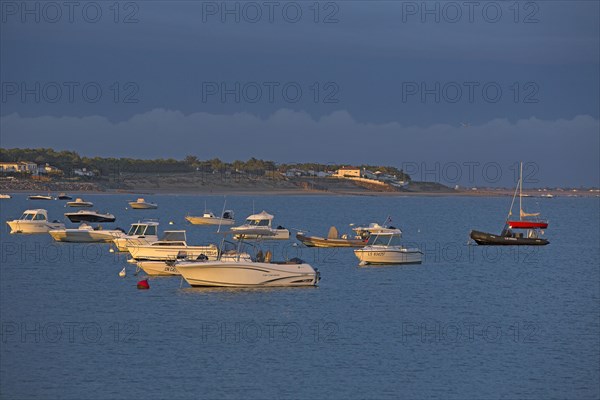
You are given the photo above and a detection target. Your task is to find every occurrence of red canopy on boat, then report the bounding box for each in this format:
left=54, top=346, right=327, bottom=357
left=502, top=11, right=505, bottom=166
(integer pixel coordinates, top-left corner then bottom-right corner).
left=507, top=221, right=548, bottom=229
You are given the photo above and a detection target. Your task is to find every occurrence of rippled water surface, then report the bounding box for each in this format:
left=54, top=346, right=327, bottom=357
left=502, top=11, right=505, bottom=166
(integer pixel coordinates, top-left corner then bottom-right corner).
left=1, top=194, right=598, bottom=399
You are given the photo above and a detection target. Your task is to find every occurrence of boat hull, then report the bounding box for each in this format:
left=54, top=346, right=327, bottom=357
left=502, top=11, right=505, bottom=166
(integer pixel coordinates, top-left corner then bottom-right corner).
left=65, top=213, right=115, bottom=223
left=66, top=203, right=93, bottom=207
left=49, top=229, right=123, bottom=243
left=113, top=236, right=158, bottom=252
left=177, top=260, right=319, bottom=287
left=137, top=261, right=180, bottom=276
left=129, top=203, right=157, bottom=209
left=185, top=216, right=235, bottom=225
left=470, top=230, right=549, bottom=246
left=233, top=228, right=290, bottom=240
left=128, top=244, right=219, bottom=261
left=7, top=220, right=65, bottom=234
left=354, top=247, right=423, bottom=265
left=296, top=233, right=366, bottom=248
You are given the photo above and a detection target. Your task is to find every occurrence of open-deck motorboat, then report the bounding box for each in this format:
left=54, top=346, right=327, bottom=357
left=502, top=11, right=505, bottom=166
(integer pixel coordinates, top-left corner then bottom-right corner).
left=49, top=224, right=125, bottom=243
left=175, top=229, right=320, bottom=287
left=113, top=221, right=159, bottom=252
left=28, top=194, right=54, bottom=200
left=296, top=226, right=367, bottom=248
left=0, top=194, right=12, bottom=199
left=6, top=209, right=65, bottom=234
left=64, top=210, right=115, bottom=223
left=186, top=210, right=235, bottom=226
left=66, top=198, right=93, bottom=207
left=470, top=162, right=549, bottom=246
left=354, top=228, right=422, bottom=266
left=126, top=230, right=219, bottom=261
left=231, top=211, right=289, bottom=240
left=128, top=198, right=158, bottom=209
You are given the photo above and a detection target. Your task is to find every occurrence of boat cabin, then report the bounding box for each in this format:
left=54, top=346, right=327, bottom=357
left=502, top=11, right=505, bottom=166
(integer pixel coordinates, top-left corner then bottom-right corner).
left=366, top=231, right=403, bottom=247
left=17, top=209, right=48, bottom=221
left=243, top=211, right=273, bottom=227
left=127, top=221, right=158, bottom=237
left=222, top=210, right=234, bottom=220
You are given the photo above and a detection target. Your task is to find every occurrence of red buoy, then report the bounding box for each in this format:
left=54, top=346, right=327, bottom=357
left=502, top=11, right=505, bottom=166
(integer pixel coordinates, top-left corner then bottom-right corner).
left=137, top=279, right=150, bottom=290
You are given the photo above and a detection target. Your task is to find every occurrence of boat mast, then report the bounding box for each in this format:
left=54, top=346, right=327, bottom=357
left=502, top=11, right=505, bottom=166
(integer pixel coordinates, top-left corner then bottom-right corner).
left=506, top=171, right=520, bottom=222
left=519, top=162, right=523, bottom=221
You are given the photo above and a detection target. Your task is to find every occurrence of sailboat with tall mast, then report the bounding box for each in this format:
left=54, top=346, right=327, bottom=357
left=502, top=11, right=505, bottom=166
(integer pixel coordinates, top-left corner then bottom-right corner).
left=470, top=162, right=549, bottom=246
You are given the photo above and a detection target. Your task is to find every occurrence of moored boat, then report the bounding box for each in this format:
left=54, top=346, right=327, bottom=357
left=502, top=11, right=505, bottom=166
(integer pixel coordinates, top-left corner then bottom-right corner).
left=231, top=211, right=289, bottom=240
left=6, top=209, right=65, bottom=234
left=28, top=194, right=54, bottom=200
left=57, top=193, right=72, bottom=200
left=49, top=224, right=125, bottom=243
left=64, top=210, right=115, bottom=223
left=128, top=198, right=158, bottom=209
left=354, top=228, right=422, bottom=266
left=127, top=230, right=219, bottom=261
left=186, top=210, right=235, bottom=226
left=113, top=221, right=159, bottom=252
left=470, top=162, right=549, bottom=246
left=176, top=229, right=319, bottom=287
left=0, top=194, right=11, bottom=199
left=296, top=226, right=367, bottom=248
left=66, top=198, right=93, bottom=207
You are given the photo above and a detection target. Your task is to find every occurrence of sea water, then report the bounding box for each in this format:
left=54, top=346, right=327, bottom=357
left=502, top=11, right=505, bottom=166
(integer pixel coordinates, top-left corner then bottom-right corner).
left=1, top=194, right=598, bottom=399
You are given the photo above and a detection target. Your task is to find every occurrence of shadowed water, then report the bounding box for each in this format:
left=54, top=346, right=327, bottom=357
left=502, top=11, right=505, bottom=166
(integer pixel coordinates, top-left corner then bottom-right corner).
left=1, top=194, right=598, bottom=399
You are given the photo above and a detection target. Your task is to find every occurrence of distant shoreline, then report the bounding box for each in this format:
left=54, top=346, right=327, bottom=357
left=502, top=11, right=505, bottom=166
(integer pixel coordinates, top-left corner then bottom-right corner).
left=2, top=188, right=598, bottom=198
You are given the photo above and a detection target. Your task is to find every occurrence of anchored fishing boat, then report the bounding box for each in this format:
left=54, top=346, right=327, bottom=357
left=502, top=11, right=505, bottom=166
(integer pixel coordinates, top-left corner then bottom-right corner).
left=113, top=221, right=159, bottom=252
left=66, top=198, right=93, bottom=207
left=128, top=198, right=158, bottom=209
left=6, top=209, right=65, bottom=234
left=231, top=211, right=290, bottom=240
left=470, top=162, right=549, bottom=246
left=176, top=229, right=320, bottom=287
left=354, top=228, right=423, bottom=266
left=64, top=210, right=116, bottom=223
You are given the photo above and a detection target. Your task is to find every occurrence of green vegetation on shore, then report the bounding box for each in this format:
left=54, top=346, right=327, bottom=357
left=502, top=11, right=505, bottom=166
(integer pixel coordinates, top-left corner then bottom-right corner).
left=0, top=148, right=410, bottom=181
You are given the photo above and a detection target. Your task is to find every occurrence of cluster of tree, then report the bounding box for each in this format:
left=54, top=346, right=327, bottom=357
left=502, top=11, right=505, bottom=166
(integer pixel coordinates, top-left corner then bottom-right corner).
left=0, top=148, right=410, bottom=181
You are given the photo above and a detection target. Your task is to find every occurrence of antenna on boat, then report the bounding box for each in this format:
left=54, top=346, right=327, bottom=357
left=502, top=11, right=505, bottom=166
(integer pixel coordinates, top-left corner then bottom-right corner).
left=217, top=198, right=227, bottom=233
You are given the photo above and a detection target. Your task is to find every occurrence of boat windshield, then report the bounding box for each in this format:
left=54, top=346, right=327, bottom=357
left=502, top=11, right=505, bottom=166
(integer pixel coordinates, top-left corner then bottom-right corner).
left=128, top=224, right=146, bottom=236
left=367, top=234, right=402, bottom=246
left=145, top=225, right=157, bottom=236
left=246, top=219, right=270, bottom=227
left=20, top=212, right=36, bottom=220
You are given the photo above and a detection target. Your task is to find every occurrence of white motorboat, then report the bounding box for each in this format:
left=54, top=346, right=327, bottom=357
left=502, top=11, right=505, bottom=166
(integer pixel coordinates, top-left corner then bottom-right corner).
left=176, top=229, right=319, bottom=287
left=64, top=210, right=115, bottom=223
left=186, top=210, right=235, bottom=226
left=231, top=211, right=290, bottom=240
left=137, top=251, right=251, bottom=276
left=0, top=194, right=11, bottom=199
left=28, top=194, right=54, bottom=200
left=6, top=209, right=65, bottom=234
left=354, top=228, right=422, bottom=266
left=352, top=223, right=399, bottom=238
left=49, top=224, right=125, bottom=243
left=66, top=198, right=93, bottom=207
left=113, top=221, right=159, bottom=252
left=128, top=198, right=158, bottom=209
left=127, top=230, right=219, bottom=261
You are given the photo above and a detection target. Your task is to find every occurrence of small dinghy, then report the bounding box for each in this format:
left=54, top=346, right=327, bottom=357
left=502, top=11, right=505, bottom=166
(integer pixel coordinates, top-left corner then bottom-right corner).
left=296, top=226, right=367, bottom=248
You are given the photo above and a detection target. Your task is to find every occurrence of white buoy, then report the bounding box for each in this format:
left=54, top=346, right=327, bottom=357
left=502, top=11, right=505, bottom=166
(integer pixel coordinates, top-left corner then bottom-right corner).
left=119, top=267, right=126, bottom=277
left=169, top=221, right=174, bottom=225
left=109, top=248, right=115, bottom=253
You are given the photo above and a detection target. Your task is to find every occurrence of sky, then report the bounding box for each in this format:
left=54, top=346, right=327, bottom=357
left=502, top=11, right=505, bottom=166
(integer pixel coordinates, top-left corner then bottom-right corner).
left=1, top=1, right=599, bottom=187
